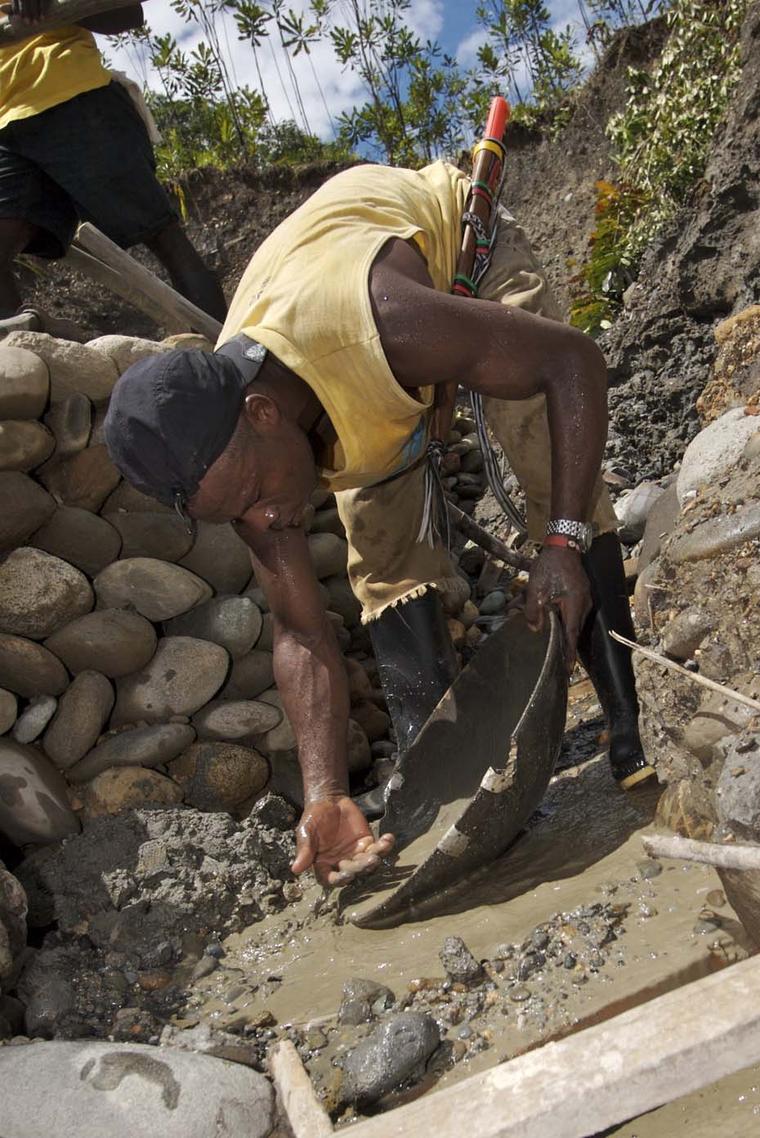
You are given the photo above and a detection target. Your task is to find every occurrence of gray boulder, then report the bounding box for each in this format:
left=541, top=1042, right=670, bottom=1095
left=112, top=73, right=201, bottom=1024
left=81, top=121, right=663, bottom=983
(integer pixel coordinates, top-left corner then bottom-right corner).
left=112, top=637, right=229, bottom=725
left=0, top=634, right=68, bottom=698
left=339, top=1011, right=440, bottom=1107
left=0, top=471, right=55, bottom=551
left=0, top=547, right=93, bottom=640
left=677, top=407, right=760, bottom=505
left=43, top=671, right=114, bottom=770
left=0, top=738, right=80, bottom=845
left=0, top=687, right=17, bottom=734
left=45, top=609, right=156, bottom=678
left=67, top=723, right=196, bottom=784
left=0, top=344, right=49, bottom=418
left=0, top=420, right=54, bottom=471
left=164, top=596, right=263, bottom=659
left=94, top=558, right=212, bottom=622
left=31, top=506, right=122, bottom=577
left=12, top=695, right=57, bottom=744
left=0, top=1040, right=274, bottom=1138
left=42, top=391, right=92, bottom=461
left=178, top=521, right=253, bottom=593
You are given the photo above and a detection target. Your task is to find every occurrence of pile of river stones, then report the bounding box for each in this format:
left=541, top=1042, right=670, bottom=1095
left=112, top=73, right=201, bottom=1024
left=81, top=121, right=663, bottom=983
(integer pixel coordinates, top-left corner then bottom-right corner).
left=0, top=330, right=489, bottom=835
left=0, top=329, right=499, bottom=1038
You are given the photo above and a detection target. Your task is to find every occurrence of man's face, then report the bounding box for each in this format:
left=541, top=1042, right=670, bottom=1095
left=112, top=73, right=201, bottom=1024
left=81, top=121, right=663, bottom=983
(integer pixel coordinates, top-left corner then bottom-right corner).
left=189, top=398, right=316, bottom=534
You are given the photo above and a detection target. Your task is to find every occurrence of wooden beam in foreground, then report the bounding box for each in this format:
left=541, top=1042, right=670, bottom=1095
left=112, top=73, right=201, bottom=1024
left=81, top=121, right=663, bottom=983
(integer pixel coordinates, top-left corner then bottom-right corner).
left=69, top=224, right=223, bottom=344
left=0, top=1, right=130, bottom=43
left=269, top=1040, right=334, bottom=1138
left=348, top=955, right=760, bottom=1138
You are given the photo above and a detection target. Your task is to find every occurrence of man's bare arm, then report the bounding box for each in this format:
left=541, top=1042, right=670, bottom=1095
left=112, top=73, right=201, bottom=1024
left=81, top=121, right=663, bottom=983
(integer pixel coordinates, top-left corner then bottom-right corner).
left=370, top=237, right=607, bottom=666
left=234, top=518, right=394, bottom=884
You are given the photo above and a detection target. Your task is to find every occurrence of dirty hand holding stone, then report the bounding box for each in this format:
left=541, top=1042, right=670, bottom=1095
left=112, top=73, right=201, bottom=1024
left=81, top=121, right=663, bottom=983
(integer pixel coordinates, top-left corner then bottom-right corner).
left=291, top=795, right=395, bottom=887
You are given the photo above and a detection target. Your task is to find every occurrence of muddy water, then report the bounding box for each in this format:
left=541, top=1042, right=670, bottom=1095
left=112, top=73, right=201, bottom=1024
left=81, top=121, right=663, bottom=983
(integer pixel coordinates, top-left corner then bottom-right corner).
left=205, top=754, right=748, bottom=1087
left=610, top=1063, right=760, bottom=1136
left=182, top=681, right=751, bottom=1125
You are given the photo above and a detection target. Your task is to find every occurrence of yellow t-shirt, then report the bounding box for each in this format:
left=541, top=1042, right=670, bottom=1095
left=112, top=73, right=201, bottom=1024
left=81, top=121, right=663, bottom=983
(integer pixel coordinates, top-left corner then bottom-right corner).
left=0, top=26, right=111, bottom=131
left=219, top=161, right=470, bottom=492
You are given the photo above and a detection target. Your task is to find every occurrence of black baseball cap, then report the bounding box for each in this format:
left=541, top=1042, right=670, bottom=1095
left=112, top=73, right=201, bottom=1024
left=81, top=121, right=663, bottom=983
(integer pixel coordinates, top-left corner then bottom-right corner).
left=104, top=348, right=251, bottom=514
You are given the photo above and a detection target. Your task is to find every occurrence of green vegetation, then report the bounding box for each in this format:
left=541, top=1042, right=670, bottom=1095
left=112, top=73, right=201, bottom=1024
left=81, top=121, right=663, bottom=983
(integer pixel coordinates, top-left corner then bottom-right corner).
left=108, top=1, right=749, bottom=329
left=570, top=0, right=748, bottom=334
left=110, top=0, right=654, bottom=178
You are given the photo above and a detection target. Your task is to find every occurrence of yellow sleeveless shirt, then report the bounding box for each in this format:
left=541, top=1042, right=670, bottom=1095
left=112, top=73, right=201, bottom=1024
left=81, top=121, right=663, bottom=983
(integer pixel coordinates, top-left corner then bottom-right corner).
left=219, top=161, right=469, bottom=492
left=0, top=26, right=110, bottom=131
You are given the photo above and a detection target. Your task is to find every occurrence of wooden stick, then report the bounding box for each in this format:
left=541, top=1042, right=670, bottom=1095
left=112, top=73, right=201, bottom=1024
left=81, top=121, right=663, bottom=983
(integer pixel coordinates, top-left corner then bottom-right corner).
left=610, top=631, right=760, bottom=714
left=62, top=246, right=190, bottom=335
left=448, top=503, right=533, bottom=572
left=269, top=1040, right=333, bottom=1138
left=642, top=833, right=760, bottom=872
left=72, top=224, right=223, bottom=342
left=0, top=0, right=129, bottom=41
left=346, top=954, right=760, bottom=1138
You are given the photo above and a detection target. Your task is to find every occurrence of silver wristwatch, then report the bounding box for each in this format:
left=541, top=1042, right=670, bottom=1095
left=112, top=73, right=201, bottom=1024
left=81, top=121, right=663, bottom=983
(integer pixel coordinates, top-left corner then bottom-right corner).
left=545, top=518, right=593, bottom=553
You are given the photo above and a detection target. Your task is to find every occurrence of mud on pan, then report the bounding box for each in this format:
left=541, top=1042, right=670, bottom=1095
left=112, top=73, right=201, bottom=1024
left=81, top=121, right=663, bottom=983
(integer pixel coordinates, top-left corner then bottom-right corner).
left=344, top=609, right=567, bottom=929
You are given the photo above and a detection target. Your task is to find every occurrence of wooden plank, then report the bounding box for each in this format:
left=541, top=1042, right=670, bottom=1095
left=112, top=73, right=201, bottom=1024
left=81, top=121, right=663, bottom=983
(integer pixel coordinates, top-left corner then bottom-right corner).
left=346, top=955, right=760, bottom=1138
left=72, top=224, right=223, bottom=343
left=0, top=0, right=129, bottom=42
left=642, top=833, right=760, bottom=872
left=269, top=1040, right=333, bottom=1138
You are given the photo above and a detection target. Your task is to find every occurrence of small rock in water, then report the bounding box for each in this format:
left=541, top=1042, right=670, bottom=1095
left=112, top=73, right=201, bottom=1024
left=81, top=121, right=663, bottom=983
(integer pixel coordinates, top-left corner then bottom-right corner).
left=338, top=977, right=395, bottom=1026
left=637, top=858, right=663, bottom=880
left=509, top=986, right=531, bottom=1003
left=705, top=889, right=726, bottom=908
left=693, top=918, right=721, bottom=935
left=439, top=935, right=484, bottom=984
left=339, top=1011, right=440, bottom=1107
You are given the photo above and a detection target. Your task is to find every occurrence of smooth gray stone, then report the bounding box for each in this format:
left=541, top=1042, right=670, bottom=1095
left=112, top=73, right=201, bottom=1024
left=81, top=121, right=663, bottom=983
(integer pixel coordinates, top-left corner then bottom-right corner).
left=0, top=345, right=49, bottom=419
left=178, top=521, right=252, bottom=593
left=43, top=671, right=114, bottom=771
left=0, top=548, right=93, bottom=640
left=42, top=392, right=92, bottom=461
left=0, top=739, right=79, bottom=846
left=220, top=650, right=274, bottom=700
left=0, top=687, right=17, bottom=734
left=191, top=699, right=280, bottom=742
left=0, top=1040, right=275, bottom=1138
left=45, top=610, right=156, bottom=679
left=67, top=723, right=196, bottom=784
left=105, top=511, right=194, bottom=563
left=661, top=606, right=714, bottom=661
left=31, top=506, right=122, bottom=578
left=112, top=637, right=229, bottom=726
left=307, top=532, right=348, bottom=579
left=94, top=558, right=212, bottom=622
left=0, top=420, right=54, bottom=471
left=677, top=407, right=760, bottom=504
left=339, top=1011, right=440, bottom=1107
left=0, top=634, right=68, bottom=698
left=164, top=596, right=263, bottom=660
left=0, top=472, right=55, bottom=552
left=12, top=696, right=57, bottom=744
left=668, top=502, right=760, bottom=563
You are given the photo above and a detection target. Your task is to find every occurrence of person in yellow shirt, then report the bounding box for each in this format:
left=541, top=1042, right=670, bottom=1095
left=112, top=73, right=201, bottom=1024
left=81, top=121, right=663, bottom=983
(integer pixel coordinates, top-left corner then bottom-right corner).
left=104, top=160, right=655, bottom=889
left=0, top=2, right=226, bottom=326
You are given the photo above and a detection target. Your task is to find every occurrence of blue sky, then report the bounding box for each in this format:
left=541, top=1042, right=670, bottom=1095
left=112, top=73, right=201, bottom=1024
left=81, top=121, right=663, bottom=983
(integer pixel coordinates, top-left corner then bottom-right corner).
left=107, top=1, right=589, bottom=138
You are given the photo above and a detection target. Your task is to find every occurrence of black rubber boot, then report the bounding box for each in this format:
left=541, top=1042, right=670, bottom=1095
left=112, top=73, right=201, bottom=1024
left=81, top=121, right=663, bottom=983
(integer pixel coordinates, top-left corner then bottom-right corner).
left=578, top=532, right=656, bottom=789
left=369, top=590, right=460, bottom=753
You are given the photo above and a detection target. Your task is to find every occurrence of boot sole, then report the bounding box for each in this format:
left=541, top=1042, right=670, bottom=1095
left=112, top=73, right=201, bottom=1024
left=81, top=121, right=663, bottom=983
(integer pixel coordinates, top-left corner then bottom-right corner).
left=618, top=763, right=657, bottom=790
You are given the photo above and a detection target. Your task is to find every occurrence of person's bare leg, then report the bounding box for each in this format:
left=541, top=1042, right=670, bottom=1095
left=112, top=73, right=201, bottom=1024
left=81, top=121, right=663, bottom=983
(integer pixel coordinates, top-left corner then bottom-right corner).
left=0, top=218, right=36, bottom=317
left=144, top=221, right=227, bottom=322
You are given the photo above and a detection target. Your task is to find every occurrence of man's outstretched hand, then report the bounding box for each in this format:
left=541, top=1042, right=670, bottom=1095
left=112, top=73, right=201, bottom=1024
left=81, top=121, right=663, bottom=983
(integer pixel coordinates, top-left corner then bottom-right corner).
left=525, top=546, right=592, bottom=673
left=291, top=796, right=395, bottom=888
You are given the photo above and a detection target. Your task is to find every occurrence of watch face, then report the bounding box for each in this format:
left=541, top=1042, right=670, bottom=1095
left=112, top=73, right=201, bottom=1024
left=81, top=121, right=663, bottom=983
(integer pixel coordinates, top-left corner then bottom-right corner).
left=580, top=524, right=593, bottom=552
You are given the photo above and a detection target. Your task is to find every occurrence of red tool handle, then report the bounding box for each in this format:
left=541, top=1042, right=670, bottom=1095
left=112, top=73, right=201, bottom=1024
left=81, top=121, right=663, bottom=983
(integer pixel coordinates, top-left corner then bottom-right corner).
left=485, top=96, right=510, bottom=140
